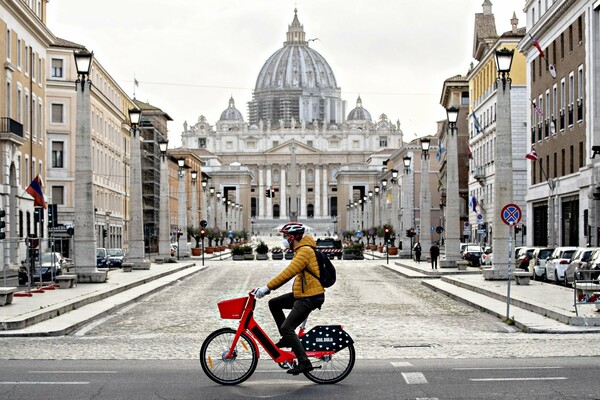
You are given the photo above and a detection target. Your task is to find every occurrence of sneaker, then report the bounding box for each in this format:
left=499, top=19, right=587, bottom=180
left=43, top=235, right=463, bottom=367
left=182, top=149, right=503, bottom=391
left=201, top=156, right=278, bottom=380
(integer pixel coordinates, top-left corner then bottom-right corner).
left=275, top=338, right=290, bottom=349
left=287, top=361, right=314, bottom=375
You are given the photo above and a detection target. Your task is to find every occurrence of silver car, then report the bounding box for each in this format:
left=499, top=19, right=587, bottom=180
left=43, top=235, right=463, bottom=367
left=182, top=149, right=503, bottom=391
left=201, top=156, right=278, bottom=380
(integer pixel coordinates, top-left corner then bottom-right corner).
left=564, top=248, right=598, bottom=286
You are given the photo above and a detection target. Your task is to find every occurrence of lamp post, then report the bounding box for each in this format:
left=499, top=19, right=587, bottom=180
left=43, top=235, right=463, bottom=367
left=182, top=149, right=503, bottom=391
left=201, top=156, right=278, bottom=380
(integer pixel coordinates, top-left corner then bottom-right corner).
left=419, top=138, right=432, bottom=256
left=158, top=139, right=171, bottom=259
left=443, top=106, right=461, bottom=267
left=216, top=191, right=221, bottom=229
left=485, top=47, right=515, bottom=281
left=381, top=179, right=388, bottom=226
left=402, top=156, right=413, bottom=253
left=126, top=107, right=150, bottom=269
left=73, top=49, right=102, bottom=277
left=191, top=170, right=198, bottom=230
left=374, top=186, right=381, bottom=227
left=177, top=157, right=186, bottom=260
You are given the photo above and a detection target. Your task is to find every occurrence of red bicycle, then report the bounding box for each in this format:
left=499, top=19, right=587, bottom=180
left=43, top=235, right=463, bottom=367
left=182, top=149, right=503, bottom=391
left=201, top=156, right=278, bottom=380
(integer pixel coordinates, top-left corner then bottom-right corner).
left=200, top=290, right=355, bottom=385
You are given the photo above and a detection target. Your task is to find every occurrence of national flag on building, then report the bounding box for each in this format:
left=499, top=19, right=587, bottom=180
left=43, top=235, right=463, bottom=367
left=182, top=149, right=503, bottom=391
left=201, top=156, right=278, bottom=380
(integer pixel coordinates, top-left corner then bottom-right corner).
left=467, top=144, right=473, bottom=159
left=26, top=174, right=47, bottom=209
left=386, top=191, right=392, bottom=206
left=529, top=34, right=545, bottom=58
left=436, top=144, right=446, bottom=161
left=472, top=112, right=481, bottom=134
left=469, top=196, right=477, bottom=213
left=526, top=149, right=539, bottom=161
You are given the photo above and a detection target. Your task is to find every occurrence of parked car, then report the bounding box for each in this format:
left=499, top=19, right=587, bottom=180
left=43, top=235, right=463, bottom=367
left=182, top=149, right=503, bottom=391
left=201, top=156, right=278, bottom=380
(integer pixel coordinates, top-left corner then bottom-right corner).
left=462, top=245, right=483, bottom=267
left=481, top=246, right=493, bottom=265
left=96, top=247, right=109, bottom=269
left=545, top=247, right=578, bottom=284
left=516, top=247, right=537, bottom=271
left=529, top=247, right=554, bottom=281
left=582, top=249, right=600, bottom=281
left=18, top=252, right=66, bottom=285
left=564, top=248, right=598, bottom=286
left=107, top=248, right=125, bottom=268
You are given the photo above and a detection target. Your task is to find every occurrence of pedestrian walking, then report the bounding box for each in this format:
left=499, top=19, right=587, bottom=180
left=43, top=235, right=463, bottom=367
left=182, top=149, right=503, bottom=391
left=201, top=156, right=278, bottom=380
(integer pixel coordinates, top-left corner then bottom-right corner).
left=414, top=242, right=422, bottom=263
left=430, top=242, right=440, bottom=269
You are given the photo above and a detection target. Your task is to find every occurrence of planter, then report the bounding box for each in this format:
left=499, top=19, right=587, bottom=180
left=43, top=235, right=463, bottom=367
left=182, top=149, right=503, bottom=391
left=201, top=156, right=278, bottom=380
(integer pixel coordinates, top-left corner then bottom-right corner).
left=456, top=260, right=469, bottom=270
left=205, top=247, right=214, bottom=254
left=387, top=246, right=398, bottom=256
left=122, top=263, right=133, bottom=272
left=256, top=253, right=269, bottom=260
left=343, top=252, right=355, bottom=260
left=191, top=248, right=202, bottom=256
left=233, top=255, right=244, bottom=261
left=377, top=246, right=384, bottom=252
left=244, top=253, right=255, bottom=260
left=272, top=252, right=284, bottom=260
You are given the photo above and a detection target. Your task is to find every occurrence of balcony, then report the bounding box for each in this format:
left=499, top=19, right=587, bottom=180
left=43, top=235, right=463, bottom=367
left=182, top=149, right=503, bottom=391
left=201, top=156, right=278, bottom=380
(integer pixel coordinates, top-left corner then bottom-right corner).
left=0, top=117, right=25, bottom=146
left=472, top=167, right=485, bottom=186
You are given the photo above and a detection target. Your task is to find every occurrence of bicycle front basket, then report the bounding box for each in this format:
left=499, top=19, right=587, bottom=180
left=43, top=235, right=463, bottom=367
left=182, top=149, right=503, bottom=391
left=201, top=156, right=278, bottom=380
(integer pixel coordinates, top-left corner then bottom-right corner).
left=217, top=296, right=248, bottom=319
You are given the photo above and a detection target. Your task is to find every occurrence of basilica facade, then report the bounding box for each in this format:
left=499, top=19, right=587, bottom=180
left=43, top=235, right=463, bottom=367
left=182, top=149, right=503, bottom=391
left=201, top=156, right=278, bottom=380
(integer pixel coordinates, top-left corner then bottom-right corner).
left=180, top=9, right=405, bottom=234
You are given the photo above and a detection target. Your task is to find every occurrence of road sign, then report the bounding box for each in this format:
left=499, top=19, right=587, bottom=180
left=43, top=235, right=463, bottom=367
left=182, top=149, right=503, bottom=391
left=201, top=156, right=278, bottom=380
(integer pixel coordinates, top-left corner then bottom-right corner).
left=477, top=214, right=483, bottom=221
left=228, top=231, right=234, bottom=238
left=464, top=221, right=470, bottom=228
left=356, top=230, right=363, bottom=238
left=436, top=226, right=444, bottom=234
left=501, top=203, right=522, bottom=226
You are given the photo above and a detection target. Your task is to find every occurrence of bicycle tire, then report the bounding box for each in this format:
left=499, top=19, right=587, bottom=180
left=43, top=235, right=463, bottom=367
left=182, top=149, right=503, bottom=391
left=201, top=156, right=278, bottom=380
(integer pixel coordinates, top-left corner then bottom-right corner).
left=304, top=343, right=355, bottom=384
left=200, top=327, right=258, bottom=385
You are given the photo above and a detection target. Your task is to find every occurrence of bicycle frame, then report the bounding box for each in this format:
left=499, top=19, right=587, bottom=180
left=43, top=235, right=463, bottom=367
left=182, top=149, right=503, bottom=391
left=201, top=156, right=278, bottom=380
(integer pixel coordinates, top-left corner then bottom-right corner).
left=225, top=293, right=335, bottom=365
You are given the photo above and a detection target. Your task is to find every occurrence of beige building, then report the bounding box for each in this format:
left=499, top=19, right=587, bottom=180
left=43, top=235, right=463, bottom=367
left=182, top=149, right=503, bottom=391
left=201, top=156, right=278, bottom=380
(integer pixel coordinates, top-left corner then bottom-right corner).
left=0, top=0, right=53, bottom=266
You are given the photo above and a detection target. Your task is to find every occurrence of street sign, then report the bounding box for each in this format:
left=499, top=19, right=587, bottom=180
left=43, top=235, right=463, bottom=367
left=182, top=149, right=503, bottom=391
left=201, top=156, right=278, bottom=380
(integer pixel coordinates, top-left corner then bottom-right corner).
left=501, top=203, right=522, bottom=226
left=356, top=230, right=363, bottom=238
left=228, top=231, right=234, bottom=238
left=436, top=226, right=443, bottom=234
left=477, top=214, right=483, bottom=221
left=464, top=221, right=470, bottom=228
left=430, top=226, right=435, bottom=232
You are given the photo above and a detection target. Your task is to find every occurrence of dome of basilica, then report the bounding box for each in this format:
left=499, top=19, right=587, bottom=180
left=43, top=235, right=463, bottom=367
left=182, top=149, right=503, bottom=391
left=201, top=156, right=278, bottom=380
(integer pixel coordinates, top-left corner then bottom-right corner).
left=219, top=97, right=244, bottom=121
left=346, top=96, right=372, bottom=121
left=254, top=9, right=338, bottom=93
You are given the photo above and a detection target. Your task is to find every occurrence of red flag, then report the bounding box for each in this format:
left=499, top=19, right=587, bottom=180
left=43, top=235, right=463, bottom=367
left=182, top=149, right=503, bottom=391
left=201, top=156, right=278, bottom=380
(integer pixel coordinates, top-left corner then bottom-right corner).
left=467, top=144, right=473, bottom=160
left=526, top=149, right=539, bottom=161
left=26, top=174, right=47, bottom=209
left=529, top=34, right=545, bottom=59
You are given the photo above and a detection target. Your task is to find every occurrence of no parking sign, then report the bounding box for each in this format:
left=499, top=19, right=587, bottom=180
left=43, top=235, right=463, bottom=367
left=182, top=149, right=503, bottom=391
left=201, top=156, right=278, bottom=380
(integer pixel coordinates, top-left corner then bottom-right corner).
left=501, top=204, right=522, bottom=226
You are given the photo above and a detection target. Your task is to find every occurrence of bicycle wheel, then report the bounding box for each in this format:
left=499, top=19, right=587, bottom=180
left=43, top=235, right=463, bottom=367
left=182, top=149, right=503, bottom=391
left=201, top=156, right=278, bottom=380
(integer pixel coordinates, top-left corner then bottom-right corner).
left=304, top=343, right=355, bottom=384
left=200, top=327, right=258, bottom=385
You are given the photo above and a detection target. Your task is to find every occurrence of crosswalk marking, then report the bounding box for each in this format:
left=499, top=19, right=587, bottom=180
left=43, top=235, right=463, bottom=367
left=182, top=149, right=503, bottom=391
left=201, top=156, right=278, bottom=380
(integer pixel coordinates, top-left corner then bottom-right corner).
left=402, top=372, right=428, bottom=384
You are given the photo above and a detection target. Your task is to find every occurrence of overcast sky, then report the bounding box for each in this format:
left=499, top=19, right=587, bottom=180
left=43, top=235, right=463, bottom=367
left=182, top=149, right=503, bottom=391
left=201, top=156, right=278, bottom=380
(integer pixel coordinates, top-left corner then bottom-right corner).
left=47, top=0, right=525, bottom=147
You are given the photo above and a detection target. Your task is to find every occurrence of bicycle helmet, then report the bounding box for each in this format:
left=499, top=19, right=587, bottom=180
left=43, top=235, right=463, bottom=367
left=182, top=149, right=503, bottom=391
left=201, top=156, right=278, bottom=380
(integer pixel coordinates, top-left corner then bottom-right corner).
left=280, top=222, right=305, bottom=243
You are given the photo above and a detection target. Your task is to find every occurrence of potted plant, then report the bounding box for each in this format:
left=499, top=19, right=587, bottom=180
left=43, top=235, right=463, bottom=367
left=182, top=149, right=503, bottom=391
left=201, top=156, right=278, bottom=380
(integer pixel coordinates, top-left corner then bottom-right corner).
left=188, top=226, right=202, bottom=256
left=232, top=245, right=245, bottom=260
left=271, top=246, right=284, bottom=260
left=255, top=241, right=269, bottom=260
left=241, top=245, right=254, bottom=260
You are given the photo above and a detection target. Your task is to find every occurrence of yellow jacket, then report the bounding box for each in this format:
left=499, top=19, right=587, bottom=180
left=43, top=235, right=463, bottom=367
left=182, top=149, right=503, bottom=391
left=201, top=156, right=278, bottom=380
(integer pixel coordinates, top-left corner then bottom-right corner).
left=267, top=235, right=324, bottom=298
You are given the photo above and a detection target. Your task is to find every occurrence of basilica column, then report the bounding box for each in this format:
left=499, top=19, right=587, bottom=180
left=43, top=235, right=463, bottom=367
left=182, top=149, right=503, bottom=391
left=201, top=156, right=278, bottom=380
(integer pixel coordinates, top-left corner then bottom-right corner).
left=300, top=165, right=307, bottom=219
left=266, top=168, right=273, bottom=218
left=258, top=167, right=265, bottom=218
left=322, top=167, right=329, bottom=216
left=280, top=167, right=287, bottom=219
left=314, top=165, right=321, bottom=218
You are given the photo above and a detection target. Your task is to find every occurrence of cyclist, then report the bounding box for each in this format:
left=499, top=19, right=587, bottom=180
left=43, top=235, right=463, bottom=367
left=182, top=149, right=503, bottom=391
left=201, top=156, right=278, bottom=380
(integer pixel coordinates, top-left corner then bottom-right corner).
left=255, top=222, right=324, bottom=375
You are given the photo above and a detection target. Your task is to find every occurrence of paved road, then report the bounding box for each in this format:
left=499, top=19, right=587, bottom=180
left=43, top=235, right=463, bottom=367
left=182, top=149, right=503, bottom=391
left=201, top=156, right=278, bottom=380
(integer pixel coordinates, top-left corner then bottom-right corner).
left=2, top=357, right=600, bottom=400
left=3, top=259, right=600, bottom=360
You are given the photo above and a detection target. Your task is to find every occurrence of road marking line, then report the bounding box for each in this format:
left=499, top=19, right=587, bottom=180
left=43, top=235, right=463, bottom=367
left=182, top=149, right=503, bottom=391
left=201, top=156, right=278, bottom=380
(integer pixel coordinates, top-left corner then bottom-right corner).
left=28, top=371, right=118, bottom=374
left=0, top=382, right=89, bottom=385
left=470, top=377, right=567, bottom=382
left=391, top=362, right=413, bottom=367
left=455, top=367, right=561, bottom=370
left=416, top=398, right=439, bottom=400
left=402, top=372, right=428, bottom=384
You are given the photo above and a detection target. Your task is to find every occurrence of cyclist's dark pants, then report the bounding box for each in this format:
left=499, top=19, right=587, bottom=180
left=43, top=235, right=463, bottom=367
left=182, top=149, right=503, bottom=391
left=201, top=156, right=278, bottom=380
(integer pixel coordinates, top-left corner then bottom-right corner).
left=269, top=292, right=324, bottom=363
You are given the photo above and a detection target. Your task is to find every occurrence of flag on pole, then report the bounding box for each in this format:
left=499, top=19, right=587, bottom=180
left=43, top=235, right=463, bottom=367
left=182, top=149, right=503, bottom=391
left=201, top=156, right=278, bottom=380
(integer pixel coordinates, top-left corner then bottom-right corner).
left=472, top=112, right=481, bottom=134
left=386, top=191, right=392, bottom=206
left=26, top=174, right=47, bottom=209
left=529, top=34, right=545, bottom=58
left=436, top=144, right=446, bottom=161
left=525, top=149, right=539, bottom=161
left=468, top=196, right=477, bottom=213
left=532, top=100, right=543, bottom=118
left=134, top=78, right=139, bottom=87
left=466, top=144, right=473, bottom=160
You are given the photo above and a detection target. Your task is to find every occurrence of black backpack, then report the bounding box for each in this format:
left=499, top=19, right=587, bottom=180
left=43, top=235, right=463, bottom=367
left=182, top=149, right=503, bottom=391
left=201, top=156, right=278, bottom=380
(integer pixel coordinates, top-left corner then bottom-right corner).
left=305, top=248, right=337, bottom=288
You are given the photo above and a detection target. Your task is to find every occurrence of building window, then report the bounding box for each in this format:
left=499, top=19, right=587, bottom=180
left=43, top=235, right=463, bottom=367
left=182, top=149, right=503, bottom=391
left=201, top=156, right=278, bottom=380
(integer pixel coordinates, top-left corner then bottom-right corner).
left=578, top=15, right=583, bottom=44
left=16, top=38, right=21, bottom=68
left=6, top=83, right=10, bottom=117
left=52, top=186, right=64, bottom=205
left=51, top=58, right=63, bottom=78
left=272, top=141, right=279, bottom=147
left=568, top=25, right=573, bottom=52
left=569, top=145, right=574, bottom=174
left=561, top=149, right=565, bottom=176
left=307, top=140, right=313, bottom=147
left=577, top=65, right=584, bottom=122
left=379, top=136, right=388, bottom=147
left=16, top=88, right=22, bottom=122
left=5, top=29, right=10, bottom=60
left=246, top=140, right=256, bottom=149
left=226, top=141, right=233, bottom=149
left=553, top=152, right=557, bottom=178
left=329, top=140, right=339, bottom=148
left=568, top=72, right=574, bottom=126
left=51, top=103, right=64, bottom=124
left=560, top=33, right=565, bottom=59
left=579, top=141, right=584, bottom=168
left=198, top=138, right=206, bottom=148
left=52, top=141, right=64, bottom=168
left=352, top=140, right=359, bottom=149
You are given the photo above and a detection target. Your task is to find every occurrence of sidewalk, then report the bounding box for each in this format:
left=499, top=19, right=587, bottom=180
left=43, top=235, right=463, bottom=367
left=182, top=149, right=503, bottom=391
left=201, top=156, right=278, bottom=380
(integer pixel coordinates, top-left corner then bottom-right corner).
left=384, top=258, right=600, bottom=333
left=0, top=261, right=205, bottom=337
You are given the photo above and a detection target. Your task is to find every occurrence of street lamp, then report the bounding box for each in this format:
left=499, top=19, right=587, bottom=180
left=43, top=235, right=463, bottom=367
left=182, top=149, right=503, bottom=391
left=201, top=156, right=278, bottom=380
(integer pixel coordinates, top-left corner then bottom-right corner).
left=126, top=107, right=149, bottom=269
left=391, top=169, right=399, bottom=183
left=177, top=157, right=187, bottom=260
left=419, top=137, right=432, bottom=255
left=73, top=48, right=100, bottom=276
left=486, top=46, right=516, bottom=282
left=381, top=179, right=388, bottom=190
left=158, top=138, right=171, bottom=259
left=443, top=106, right=460, bottom=267
left=190, top=171, right=199, bottom=230
left=403, top=156, right=412, bottom=174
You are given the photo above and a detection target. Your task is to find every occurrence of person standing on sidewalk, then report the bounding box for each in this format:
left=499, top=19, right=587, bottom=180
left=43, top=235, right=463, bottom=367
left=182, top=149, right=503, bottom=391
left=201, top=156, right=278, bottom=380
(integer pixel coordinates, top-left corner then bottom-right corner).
left=414, top=242, right=422, bottom=263
left=430, top=242, right=440, bottom=269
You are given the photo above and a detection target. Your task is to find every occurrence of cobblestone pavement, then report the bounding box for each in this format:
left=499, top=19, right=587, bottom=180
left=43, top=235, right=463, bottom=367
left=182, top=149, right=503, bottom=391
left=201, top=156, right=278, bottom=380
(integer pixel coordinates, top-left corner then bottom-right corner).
left=3, top=258, right=600, bottom=360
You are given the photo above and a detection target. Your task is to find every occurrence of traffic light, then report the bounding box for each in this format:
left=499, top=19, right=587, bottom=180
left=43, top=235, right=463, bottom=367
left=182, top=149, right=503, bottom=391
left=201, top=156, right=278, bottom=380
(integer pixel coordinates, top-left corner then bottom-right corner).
left=405, top=229, right=411, bottom=238
left=515, top=225, right=521, bottom=234
left=384, top=227, right=390, bottom=242
left=271, top=188, right=276, bottom=197
left=0, top=209, right=5, bottom=240
left=200, top=219, right=207, bottom=228
left=200, top=229, right=206, bottom=238
left=103, top=228, right=108, bottom=238
left=177, top=229, right=182, bottom=239
left=266, top=189, right=271, bottom=198
left=48, top=204, right=57, bottom=228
